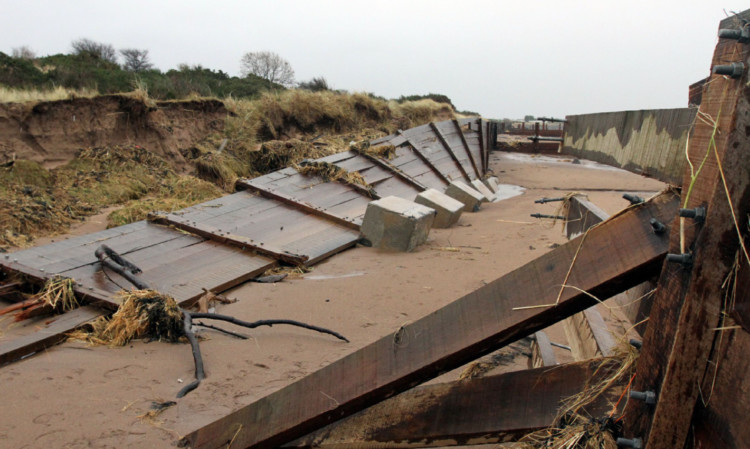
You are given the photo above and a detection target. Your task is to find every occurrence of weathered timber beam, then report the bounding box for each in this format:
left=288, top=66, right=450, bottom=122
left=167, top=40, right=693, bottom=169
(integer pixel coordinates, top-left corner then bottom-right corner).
left=624, top=15, right=750, bottom=448
left=530, top=331, right=558, bottom=368
left=352, top=147, right=428, bottom=192
left=452, top=119, right=481, bottom=178
left=286, top=359, right=620, bottom=448
left=180, top=191, right=678, bottom=449
left=429, top=122, right=472, bottom=182
left=0, top=305, right=104, bottom=366
left=0, top=259, right=119, bottom=309
left=398, top=131, right=451, bottom=185
left=562, top=195, right=622, bottom=358
left=236, top=180, right=361, bottom=231
left=148, top=213, right=309, bottom=266
left=477, top=118, right=487, bottom=174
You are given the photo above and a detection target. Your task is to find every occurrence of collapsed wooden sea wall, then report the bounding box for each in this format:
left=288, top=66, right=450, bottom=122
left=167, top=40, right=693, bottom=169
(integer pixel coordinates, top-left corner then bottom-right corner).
left=561, top=108, right=697, bottom=185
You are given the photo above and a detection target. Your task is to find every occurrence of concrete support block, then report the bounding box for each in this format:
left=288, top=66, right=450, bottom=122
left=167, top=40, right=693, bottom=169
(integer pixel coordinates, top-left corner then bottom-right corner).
left=360, top=196, right=435, bottom=252
left=414, top=188, right=464, bottom=228
left=483, top=176, right=500, bottom=194
left=444, top=181, right=483, bottom=212
left=471, top=180, right=494, bottom=202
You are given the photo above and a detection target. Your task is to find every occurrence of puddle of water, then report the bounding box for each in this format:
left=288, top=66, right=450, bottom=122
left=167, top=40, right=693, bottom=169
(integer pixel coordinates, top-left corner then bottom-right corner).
left=304, top=272, right=366, bottom=281
left=492, top=184, right=525, bottom=202
left=497, top=152, right=624, bottom=172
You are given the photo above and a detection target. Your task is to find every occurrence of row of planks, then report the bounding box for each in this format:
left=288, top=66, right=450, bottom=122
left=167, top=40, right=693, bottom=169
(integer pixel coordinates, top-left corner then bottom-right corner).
left=0, top=117, right=495, bottom=365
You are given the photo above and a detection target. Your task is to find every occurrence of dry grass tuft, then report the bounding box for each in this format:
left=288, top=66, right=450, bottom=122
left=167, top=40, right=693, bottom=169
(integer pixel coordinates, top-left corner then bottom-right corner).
left=519, top=344, right=638, bottom=449
left=69, top=289, right=184, bottom=346
left=294, top=160, right=374, bottom=195
left=264, top=264, right=312, bottom=279
left=0, top=86, right=99, bottom=104
left=354, top=141, right=397, bottom=160
left=253, top=139, right=329, bottom=174
left=39, top=275, right=78, bottom=312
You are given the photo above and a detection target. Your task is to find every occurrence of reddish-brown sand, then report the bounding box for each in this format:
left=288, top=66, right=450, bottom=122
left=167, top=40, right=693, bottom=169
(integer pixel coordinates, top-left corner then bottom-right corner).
left=0, top=151, right=666, bottom=448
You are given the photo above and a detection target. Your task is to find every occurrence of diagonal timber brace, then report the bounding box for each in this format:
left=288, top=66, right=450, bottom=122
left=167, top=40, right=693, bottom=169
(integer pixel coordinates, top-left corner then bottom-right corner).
left=181, top=191, right=679, bottom=449
left=285, top=359, right=623, bottom=448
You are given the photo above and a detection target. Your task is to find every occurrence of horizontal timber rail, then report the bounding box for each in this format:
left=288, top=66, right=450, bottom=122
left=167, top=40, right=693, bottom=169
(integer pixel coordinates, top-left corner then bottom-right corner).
left=148, top=213, right=309, bottom=266
left=237, top=180, right=361, bottom=231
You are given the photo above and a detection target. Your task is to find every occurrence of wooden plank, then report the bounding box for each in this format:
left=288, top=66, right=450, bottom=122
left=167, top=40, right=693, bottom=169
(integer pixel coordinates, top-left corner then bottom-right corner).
left=564, top=195, right=610, bottom=239
left=477, top=118, right=488, bottom=173
left=353, top=149, right=428, bottom=192
left=238, top=179, right=361, bottom=231
left=429, top=122, right=471, bottom=182
left=452, top=119, right=481, bottom=178
left=530, top=331, right=557, bottom=368
left=0, top=259, right=119, bottom=309
left=398, top=131, right=450, bottom=185
left=286, top=359, right=619, bottom=448
left=181, top=191, right=678, bottom=449
left=150, top=212, right=309, bottom=265
left=0, top=306, right=104, bottom=366
left=624, top=15, right=750, bottom=448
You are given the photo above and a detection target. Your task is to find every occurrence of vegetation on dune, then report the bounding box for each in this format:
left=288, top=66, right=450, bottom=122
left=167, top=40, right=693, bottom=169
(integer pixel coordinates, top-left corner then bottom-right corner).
left=0, top=145, right=223, bottom=248
left=0, top=50, right=278, bottom=103
left=0, top=41, right=466, bottom=248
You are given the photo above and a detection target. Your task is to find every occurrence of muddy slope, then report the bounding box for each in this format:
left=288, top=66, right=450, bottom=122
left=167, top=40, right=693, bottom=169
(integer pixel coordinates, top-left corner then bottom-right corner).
left=0, top=95, right=227, bottom=170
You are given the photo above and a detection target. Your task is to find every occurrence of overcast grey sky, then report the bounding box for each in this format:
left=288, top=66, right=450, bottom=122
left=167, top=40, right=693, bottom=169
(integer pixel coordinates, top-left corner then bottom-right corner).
left=2, top=1, right=745, bottom=119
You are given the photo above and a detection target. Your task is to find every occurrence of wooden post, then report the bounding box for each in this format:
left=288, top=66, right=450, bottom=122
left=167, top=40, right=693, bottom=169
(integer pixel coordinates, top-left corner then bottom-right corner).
left=623, top=12, right=750, bottom=448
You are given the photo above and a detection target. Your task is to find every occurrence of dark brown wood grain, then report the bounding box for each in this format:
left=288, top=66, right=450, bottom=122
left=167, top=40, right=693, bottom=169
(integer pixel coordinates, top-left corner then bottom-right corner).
left=624, top=13, right=750, bottom=448
left=286, top=359, right=620, bottom=448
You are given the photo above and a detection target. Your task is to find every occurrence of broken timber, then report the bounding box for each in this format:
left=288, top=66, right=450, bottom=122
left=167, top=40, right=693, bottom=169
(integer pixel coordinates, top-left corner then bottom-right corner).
left=181, top=191, right=678, bottom=449
left=286, top=359, right=621, bottom=448
left=0, top=305, right=103, bottom=366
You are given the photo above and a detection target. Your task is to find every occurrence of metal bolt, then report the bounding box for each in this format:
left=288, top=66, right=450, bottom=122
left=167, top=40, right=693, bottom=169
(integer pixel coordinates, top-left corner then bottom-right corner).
left=530, top=213, right=566, bottom=220
left=535, top=197, right=565, bottom=204
left=4, top=255, right=8, bottom=259
left=629, top=339, right=643, bottom=349
left=623, top=193, right=644, bottom=205
left=40, top=268, right=45, bottom=272
left=666, top=253, right=693, bottom=265
left=649, top=218, right=666, bottom=234
left=713, top=62, right=745, bottom=79
left=88, top=286, right=93, bottom=290
left=630, top=390, right=657, bottom=405
left=679, top=206, right=706, bottom=223
left=719, top=27, right=750, bottom=43
left=616, top=438, right=643, bottom=449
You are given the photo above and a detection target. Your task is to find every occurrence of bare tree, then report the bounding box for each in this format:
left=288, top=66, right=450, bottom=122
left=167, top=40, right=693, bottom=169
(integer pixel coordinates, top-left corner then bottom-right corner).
left=240, top=51, right=295, bottom=87
left=12, top=46, right=36, bottom=60
left=120, top=48, right=153, bottom=72
left=71, top=38, right=117, bottom=63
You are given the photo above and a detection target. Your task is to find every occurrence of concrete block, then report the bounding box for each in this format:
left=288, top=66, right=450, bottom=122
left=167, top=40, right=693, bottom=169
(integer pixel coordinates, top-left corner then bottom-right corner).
left=414, top=188, right=464, bottom=228
left=360, top=196, right=435, bottom=252
left=444, top=180, right=483, bottom=212
left=483, top=176, right=500, bottom=194
left=471, top=180, right=494, bottom=202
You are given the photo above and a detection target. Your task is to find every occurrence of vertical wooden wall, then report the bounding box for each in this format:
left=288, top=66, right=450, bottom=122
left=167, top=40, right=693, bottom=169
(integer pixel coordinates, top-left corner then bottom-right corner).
left=561, top=108, right=697, bottom=185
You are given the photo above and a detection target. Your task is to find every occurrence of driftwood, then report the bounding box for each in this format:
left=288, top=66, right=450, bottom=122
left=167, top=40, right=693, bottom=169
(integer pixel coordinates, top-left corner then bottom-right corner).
left=94, top=244, right=348, bottom=398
